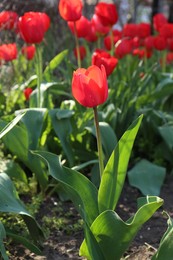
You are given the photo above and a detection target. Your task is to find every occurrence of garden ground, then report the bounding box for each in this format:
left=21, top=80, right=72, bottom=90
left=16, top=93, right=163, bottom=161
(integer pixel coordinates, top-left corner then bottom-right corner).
left=6, top=174, right=173, bottom=260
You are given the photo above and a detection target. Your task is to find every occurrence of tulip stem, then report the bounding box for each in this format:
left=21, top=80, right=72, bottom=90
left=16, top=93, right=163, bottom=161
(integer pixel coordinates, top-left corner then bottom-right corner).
left=73, top=21, right=81, bottom=68
left=36, top=45, right=43, bottom=107
left=110, top=26, right=114, bottom=56
left=93, top=106, right=104, bottom=178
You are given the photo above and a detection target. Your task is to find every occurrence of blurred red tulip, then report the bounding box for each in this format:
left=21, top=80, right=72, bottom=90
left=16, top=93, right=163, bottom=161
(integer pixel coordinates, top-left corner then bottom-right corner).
left=91, top=14, right=110, bottom=37
left=84, top=22, right=98, bottom=42
left=123, top=23, right=139, bottom=38
left=21, top=45, right=36, bottom=60
left=0, top=11, right=18, bottom=30
left=68, top=16, right=90, bottom=38
left=18, top=12, right=50, bottom=44
left=73, top=46, right=86, bottom=61
left=133, top=48, right=152, bottom=59
left=58, top=0, right=83, bottom=22
left=92, top=49, right=118, bottom=76
left=23, top=88, right=33, bottom=100
left=167, top=38, right=173, bottom=51
left=95, top=2, right=118, bottom=27
left=115, top=39, right=133, bottom=59
left=166, top=52, right=173, bottom=64
left=0, top=43, right=17, bottom=62
left=154, top=36, right=167, bottom=51
left=159, top=23, right=173, bottom=38
left=104, top=34, right=121, bottom=51
left=144, top=36, right=155, bottom=50
left=137, top=23, right=151, bottom=38
left=153, top=13, right=168, bottom=32
left=72, top=65, right=108, bottom=108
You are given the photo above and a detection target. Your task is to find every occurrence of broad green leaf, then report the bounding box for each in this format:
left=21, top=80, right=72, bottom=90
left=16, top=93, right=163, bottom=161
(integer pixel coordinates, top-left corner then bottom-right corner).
left=3, top=160, right=28, bottom=184
left=98, top=115, right=143, bottom=213
left=128, top=159, right=166, bottom=196
left=0, top=113, right=25, bottom=139
left=80, top=196, right=163, bottom=260
left=7, top=110, right=48, bottom=189
left=49, top=109, right=75, bottom=166
left=6, top=229, right=42, bottom=255
left=0, top=120, right=28, bottom=163
left=43, top=49, right=68, bottom=81
left=0, top=173, right=44, bottom=242
left=86, top=122, right=117, bottom=161
left=0, top=221, right=9, bottom=260
left=83, top=220, right=105, bottom=260
left=158, top=125, right=173, bottom=150
left=152, top=213, right=173, bottom=260
left=16, top=108, right=47, bottom=150
left=33, top=151, right=99, bottom=226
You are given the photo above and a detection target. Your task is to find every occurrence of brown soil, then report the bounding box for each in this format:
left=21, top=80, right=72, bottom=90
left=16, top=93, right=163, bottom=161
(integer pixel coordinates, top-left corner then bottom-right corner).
left=6, top=175, right=173, bottom=260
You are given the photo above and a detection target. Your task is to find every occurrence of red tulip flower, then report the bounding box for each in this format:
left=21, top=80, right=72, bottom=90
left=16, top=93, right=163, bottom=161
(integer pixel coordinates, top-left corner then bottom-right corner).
left=115, top=39, right=133, bottom=59
left=159, top=23, right=173, bottom=39
left=91, top=14, right=110, bottom=37
left=95, top=2, right=118, bottom=27
left=123, top=23, right=139, bottom=38
left=0, top=11, right=18, bottom=31
left=68, top=16, right=90, bottom=38
left=144, top=36, right=155, bottom=50
left=74, top=46, right=86, bottom=61
left=92, top=49, right=118, bottom=76
left=0, top=43, right=17, bottom=62
left=72, top=65, right=108, bottom=108
left=137, top=23, right=151, bottom=38
left=153, top=13, right=168, bottom=32
left=21, top=45, right=36, bottom=60
left=84, top=22, right=98, bottom=42
left=23, top=88, right=33, bottom=100
left=18, top=12, right=50, bottom=44
left=154, top=36, right=167, bottom=51
left=58, top=0, right=83, bottom=22
left=166, top=52, right=173, bottom=64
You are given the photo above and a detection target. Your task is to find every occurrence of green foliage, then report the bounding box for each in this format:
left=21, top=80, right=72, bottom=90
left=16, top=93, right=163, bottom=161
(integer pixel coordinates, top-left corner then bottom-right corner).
left=34, top=116, right=163, bottom=259
left=152, top=213, right=173, bottom=260
left=128, top=159, right=166, bottom=196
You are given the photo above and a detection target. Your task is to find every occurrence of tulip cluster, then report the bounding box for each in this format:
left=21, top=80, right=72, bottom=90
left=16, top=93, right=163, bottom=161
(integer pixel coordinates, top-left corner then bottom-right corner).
left=0, top=10, right=51, bottom=101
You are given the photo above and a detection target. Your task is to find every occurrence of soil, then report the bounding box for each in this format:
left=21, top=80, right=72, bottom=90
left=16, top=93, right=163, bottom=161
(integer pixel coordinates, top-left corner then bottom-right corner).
left=5, top=174, right=173, bottom=260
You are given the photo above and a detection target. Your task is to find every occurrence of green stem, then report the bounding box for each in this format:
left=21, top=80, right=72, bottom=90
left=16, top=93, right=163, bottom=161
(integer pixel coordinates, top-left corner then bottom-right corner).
left=36, top=45, right=43, bottom=107
left=110, top=26, right=114, bottom=56
left=73, top=21, right=81, bottom=68
left=161, top=50, right=167, bottom=73
left=93, top=106, right=104, bottom=178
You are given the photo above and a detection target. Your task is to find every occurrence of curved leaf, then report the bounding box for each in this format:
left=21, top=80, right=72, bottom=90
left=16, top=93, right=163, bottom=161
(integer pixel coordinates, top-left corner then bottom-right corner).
left=33, top=150, right=99, bottom=226
left=80, top=196, right=163, bottom=260
left=98, top=115, right=143, bottom=213
left=0, top=173, right=44, bottom=242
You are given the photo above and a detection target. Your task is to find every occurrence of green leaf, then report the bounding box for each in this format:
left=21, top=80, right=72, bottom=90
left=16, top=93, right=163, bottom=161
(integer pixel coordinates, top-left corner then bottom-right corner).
left=16, top=108, right=47, bottom=150
left=14, top=109, right=48, bottom=189
left=6, top=229, right=42, bottom=255
left=0, top=173, right=44, bottom=242
left=49, top=109, right=75, bottom=166
left=158, top=125, right=173, bottom=151
left=82, top=220, right=105, bottom=260
left=3, top=160, right=28, bottom=184
left=128, top=159, right=166, bottom=196
left=43, top=49, right=68, bottom=81
left=98, top=115, right=143, bottom=213
left=0, top=221, right=9, bottom=260
left=80, top=196, right=163, bottom=260
left=33, top=151, right=99, bottom=226
left=0, top=113, right=25, bottom=139
left=152, top=213, right=173, bottom=260
left=0, top=120, right=28, bottom=163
